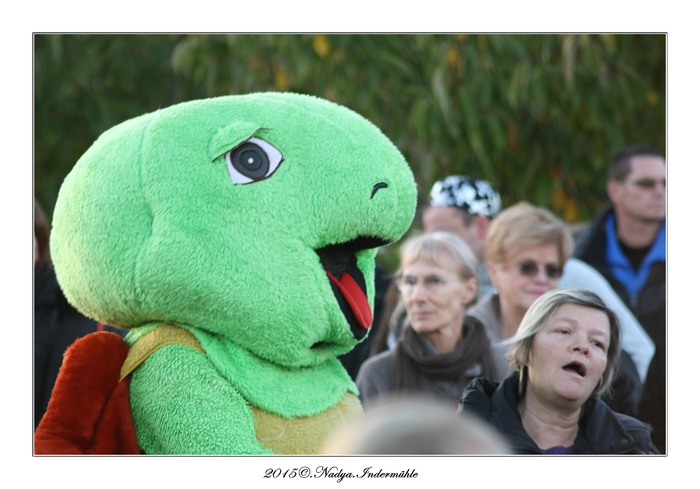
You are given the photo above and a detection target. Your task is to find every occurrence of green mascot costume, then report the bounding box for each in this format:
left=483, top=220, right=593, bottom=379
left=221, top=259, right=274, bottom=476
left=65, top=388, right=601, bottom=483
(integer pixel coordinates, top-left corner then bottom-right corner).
left=35, top=93, right=416, bottom=454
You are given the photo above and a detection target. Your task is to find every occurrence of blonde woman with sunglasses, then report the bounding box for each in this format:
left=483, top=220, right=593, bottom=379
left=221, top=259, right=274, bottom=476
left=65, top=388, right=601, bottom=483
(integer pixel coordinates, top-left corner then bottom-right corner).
left=467, top=202, right=644, bottom=417
left=469, top=202, right=572, bottom=345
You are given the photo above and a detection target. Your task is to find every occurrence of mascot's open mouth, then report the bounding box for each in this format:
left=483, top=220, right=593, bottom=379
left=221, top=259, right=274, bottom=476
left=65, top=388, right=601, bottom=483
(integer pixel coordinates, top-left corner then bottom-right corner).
left=315, top=236, right=390, bottom=340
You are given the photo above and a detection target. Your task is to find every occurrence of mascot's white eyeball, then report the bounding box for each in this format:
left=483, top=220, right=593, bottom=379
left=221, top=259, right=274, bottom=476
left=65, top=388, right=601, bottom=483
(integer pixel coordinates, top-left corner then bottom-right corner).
left=225, top=137, right=284, bottom=185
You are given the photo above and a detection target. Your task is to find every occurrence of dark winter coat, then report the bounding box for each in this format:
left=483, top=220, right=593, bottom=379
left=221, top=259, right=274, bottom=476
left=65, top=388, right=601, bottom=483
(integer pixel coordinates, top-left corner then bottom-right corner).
left=459, top=373, right=659, bottom=455
left=574, top=203, right=665, bottom=452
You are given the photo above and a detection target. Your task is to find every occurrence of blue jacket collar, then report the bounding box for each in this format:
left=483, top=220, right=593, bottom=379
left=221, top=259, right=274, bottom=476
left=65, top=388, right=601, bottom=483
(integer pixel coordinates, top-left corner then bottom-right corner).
left=605, top=215, right=665, bottom=299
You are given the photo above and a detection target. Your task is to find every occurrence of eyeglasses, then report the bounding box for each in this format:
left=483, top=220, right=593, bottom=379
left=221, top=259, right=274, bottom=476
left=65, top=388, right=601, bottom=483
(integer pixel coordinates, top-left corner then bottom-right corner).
left=396, top=274, right=454, bottom=294
left=630, top=178, right=666, bottom=190
left=517, top=261, right=563, bottom=280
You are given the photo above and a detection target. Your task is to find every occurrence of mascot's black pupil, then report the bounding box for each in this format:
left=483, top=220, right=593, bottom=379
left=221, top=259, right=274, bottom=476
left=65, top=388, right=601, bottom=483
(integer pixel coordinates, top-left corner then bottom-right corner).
left=232, top=142, right=269, bottom=179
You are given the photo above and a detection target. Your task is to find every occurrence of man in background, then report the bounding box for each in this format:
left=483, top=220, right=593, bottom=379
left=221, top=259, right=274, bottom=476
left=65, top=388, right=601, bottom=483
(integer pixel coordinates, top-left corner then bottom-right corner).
left=575, top=145, right=666, bottom=452
left=421, top=176, right=501, bottom=300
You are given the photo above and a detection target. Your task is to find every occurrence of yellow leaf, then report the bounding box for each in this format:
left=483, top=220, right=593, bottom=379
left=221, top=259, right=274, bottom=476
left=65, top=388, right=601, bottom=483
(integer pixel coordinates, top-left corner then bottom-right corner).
left=323, top=88, right=336, bottom=101
left=313, top=34, right=331, bottom=59
left=646, top=90, right=659, bottom=106
left=602, top=34, right=617, bottom=49
left=551, top=188, right=567, bottom=210
left=507, top=123, right=518, bottom=153
left=563, top=198, right=579, bottom=222
left=275, top=67, right=288, bottom=91
left=448, top=46, right=459, bottom=67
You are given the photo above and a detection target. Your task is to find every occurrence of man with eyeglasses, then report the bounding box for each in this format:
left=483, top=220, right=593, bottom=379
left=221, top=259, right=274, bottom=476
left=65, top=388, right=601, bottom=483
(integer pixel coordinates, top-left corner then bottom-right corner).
left=574, top=144, right=666, bottom=453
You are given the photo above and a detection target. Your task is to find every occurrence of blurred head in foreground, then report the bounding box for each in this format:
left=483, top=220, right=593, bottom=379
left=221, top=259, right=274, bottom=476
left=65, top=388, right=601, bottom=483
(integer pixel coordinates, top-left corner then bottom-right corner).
left=322, top=395, right=509, bottom=455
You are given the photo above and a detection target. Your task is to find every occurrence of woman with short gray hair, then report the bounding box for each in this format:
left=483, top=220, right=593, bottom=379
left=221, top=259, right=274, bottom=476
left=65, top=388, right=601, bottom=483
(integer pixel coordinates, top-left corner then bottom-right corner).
left=356, top=231, right=500, bottom=410
left=459, top=288, right=658, bottom=454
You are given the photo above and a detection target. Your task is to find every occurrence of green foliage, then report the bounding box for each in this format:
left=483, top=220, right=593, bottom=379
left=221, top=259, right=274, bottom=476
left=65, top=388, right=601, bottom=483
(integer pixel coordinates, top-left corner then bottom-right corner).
left=35, top=34, right=665, bottom=263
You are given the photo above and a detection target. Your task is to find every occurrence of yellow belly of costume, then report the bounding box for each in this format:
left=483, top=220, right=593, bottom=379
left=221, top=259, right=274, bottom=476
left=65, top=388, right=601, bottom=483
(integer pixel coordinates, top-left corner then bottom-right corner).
left=251, top=392, right=362, bottom=454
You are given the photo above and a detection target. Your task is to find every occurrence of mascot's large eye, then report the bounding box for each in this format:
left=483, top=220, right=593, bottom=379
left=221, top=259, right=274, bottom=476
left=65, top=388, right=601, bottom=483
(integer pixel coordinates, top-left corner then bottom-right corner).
left=225, top=137, right=284, bottom=185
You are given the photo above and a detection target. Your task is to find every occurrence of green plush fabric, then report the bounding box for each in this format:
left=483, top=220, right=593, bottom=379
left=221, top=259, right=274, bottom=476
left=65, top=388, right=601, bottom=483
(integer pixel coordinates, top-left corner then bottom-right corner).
left=51, top=92, right=417, bottom=454
left=128, top=343, right=272, bottom=454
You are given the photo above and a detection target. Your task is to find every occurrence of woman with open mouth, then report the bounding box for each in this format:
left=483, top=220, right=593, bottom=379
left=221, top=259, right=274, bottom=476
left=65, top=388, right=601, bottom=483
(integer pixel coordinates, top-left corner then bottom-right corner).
left=459, top=288, right=658, bottom=454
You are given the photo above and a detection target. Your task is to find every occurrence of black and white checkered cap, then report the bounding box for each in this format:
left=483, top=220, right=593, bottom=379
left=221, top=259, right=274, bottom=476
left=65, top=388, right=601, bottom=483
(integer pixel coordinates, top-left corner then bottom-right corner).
left=429, top=175, right=502, bottom=219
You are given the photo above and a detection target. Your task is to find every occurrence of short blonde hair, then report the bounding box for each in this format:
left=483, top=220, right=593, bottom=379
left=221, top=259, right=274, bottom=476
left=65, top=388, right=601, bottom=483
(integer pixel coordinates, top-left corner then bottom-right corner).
left=485, top=202, right=573, bottom=266
left=505, top=288, right=621, bottom=398
left=322, top=395, right=510, bottom=454
left=398, top=231, right=479, bottom=283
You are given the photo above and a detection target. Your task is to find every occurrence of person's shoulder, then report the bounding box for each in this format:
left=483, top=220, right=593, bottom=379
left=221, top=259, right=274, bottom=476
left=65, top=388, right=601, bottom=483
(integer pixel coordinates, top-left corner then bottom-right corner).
left=355, top=350, right=393, bottom=404
left=612, top=411, right=660, bottom=454
left=467, top=294, right=503, bottom=345
left=465, top=376, right=499, bottom=395
left=560, top=258, right=611, bottom=290
left=563, top=257, right=595, bottom=276
left=573, top=203, right=613, bottom=258
left=466, top=293, right=497, bottom=324
left=613, top=411, right=652, bottom=434
left=356, top=349, right=392, bottom=378
left=459, top=377, right=500, bottom=419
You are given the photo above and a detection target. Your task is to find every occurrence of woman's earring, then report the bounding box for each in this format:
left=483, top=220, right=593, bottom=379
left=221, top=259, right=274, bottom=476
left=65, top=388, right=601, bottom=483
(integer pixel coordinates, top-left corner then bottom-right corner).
left=518, top=366, right=527, bottom=398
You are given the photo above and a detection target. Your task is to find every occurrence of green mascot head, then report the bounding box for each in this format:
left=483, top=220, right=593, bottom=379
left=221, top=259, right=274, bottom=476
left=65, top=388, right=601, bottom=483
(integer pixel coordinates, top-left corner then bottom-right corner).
left=51, top=93, right=416, bottom=370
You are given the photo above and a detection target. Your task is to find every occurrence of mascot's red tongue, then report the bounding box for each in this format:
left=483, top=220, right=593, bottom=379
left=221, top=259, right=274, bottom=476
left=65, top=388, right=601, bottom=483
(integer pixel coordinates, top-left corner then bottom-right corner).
left=325, top=271, right=372, bottom=329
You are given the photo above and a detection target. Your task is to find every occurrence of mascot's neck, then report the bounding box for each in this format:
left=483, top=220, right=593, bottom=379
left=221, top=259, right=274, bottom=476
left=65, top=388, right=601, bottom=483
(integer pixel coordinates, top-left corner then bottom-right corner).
left=127, top=324, right=357, bottom=417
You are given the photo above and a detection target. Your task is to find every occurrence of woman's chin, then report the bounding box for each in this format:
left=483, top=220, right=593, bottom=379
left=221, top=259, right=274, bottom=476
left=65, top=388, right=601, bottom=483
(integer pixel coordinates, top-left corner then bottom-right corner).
left=552, top=385, right=596, bottom=407
left=410, top=322, right=435, bottom=335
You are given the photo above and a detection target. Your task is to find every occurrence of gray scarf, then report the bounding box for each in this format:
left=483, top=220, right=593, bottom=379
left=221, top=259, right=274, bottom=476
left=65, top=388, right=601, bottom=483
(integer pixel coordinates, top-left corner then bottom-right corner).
left=389, top=315, right=498, bottom=392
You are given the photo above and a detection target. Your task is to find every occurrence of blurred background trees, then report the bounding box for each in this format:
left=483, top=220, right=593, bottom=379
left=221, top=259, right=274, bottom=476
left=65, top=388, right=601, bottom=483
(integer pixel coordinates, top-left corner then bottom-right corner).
left=34, top=34, right=665, bottom=263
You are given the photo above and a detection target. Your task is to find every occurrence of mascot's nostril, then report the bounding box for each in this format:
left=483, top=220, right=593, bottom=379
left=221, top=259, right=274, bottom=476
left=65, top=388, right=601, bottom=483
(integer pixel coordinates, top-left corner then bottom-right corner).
left=370, top=182, right=388, bottom=199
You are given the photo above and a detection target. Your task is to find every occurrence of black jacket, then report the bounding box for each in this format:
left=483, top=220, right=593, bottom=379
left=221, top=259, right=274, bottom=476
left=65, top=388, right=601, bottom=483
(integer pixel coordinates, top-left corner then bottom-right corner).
left=34, top=264, right=96, bottom=429
left=574, top=203, right=666, bottom=452
left=459, top=373, right=659, bottom=454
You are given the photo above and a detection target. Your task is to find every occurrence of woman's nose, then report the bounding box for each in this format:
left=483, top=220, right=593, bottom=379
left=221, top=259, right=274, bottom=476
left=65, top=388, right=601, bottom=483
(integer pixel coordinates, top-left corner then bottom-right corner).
left=408, top=283, right=429, bottom=300
left=533, top=268, right=549, bottom=282
left=571, top=339, right=589, bottom=354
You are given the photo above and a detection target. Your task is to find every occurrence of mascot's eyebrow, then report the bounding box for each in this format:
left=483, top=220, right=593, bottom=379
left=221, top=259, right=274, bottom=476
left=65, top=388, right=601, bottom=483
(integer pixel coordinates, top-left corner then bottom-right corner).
left=370, top=182, right=388, bottom=199
left=209, top=121, right=267, bottom=161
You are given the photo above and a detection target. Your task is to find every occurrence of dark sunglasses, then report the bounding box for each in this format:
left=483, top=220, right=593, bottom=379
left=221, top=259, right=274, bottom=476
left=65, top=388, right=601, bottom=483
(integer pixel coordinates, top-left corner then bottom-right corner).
left=517, top=261, right=562, bottom=279
left=630, top=178, right=665, bottom=190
